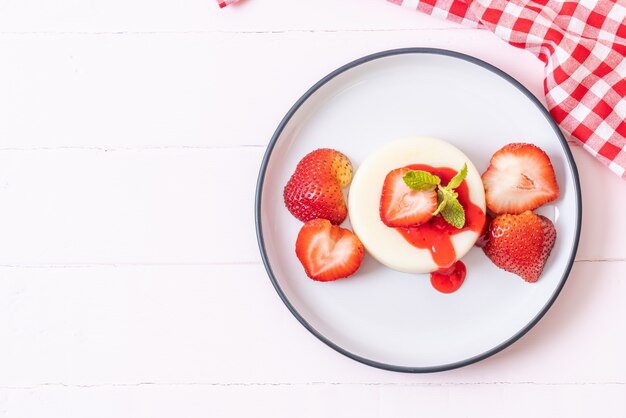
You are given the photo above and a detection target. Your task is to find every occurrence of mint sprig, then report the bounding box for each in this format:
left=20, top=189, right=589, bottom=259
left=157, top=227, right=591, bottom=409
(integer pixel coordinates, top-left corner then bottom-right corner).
left=402, top=163, right=468, bottom=229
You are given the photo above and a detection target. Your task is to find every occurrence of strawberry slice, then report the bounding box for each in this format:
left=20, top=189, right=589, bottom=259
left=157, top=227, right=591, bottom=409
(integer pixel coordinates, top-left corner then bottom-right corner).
left=379, top=167, right=437, bottom=227
left=482, top=211, right=556, bottom=282
left=482, top=143, right=559, bottom=214
left=295, top=219, right=364, bottom=282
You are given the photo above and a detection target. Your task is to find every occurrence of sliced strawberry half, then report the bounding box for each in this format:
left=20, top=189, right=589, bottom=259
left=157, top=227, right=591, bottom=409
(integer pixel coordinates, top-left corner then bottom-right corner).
left=379, top=167, right=438, bottom=227
left=295, top=219, right=364, bottom=282
left=482, top=143, right=559, bottom=214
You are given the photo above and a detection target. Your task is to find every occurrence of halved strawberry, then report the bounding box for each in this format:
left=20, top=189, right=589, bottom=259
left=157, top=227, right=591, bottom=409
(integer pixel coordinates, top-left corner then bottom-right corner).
left=482, top=143, right=559, bottom=214
left=295, top=219, right=364, bottom=282
left=284, top=149, right=352, bottom=224
left=379, top=167, right=437, bottom=227
left=482, top=211, right=556, bottom=282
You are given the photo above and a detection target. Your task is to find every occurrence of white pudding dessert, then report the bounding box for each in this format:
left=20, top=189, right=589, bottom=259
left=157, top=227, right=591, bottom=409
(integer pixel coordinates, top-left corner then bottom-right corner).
left=348, top=137, right=486, bottom=273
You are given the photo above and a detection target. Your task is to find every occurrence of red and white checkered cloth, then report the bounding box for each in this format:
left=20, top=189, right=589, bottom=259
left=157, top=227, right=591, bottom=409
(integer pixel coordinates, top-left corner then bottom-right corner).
left=389, top=0, right=626, bottom=178
left=219, top=0, right=626, bottom=178
left=217, top=0, right=236, bottom=8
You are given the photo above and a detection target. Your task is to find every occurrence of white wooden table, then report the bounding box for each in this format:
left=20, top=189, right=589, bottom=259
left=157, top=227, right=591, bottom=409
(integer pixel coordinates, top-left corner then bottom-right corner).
left=0, top=0, right=625, bottom=415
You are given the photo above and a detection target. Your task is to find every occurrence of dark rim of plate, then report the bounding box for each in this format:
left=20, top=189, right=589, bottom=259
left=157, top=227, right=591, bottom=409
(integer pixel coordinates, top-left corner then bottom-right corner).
left=254, top=48, right=582, bottom=373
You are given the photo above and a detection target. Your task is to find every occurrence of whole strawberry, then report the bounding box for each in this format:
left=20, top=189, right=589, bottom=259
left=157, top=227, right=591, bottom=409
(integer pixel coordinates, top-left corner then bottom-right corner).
left=283, top=149, right=352, bottom=224
left=483, top=211, right=556, bottom=282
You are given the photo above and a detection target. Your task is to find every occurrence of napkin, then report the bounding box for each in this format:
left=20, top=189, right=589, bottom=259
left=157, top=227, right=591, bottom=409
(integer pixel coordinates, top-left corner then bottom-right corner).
left=217, top=0, right=236, bottom=8
left=390, top=0, right=626, bottom=178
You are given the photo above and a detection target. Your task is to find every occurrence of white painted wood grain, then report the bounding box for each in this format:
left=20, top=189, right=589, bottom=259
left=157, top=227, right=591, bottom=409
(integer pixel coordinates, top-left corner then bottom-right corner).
left=0, top=0, right=624, bottom=412
left=0, top=0, right=455, bottom=33
left=0, top=148, right=261, bottom=265
left=0, top=146, right=622, bottom=265
left=0, top=30, right=542, bottom=149
left=0, top=261, right=623, bottom=385
left=0, top=383, right=623, bottom=418
left=572, top=142, right=626, bottom=261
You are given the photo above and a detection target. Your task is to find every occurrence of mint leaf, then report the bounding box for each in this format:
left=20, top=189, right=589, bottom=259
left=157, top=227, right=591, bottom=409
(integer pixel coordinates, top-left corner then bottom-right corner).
left=433, top=187, right=458, bottom=216
left=439, top=187, right=457, bottom=201
left=446, top=163, right=468, bottom=190
left=432, top=188, right=447, bottom=216
left=441, top=196, right=465, bottom=229
left=403, top=170, right=440, bottom=191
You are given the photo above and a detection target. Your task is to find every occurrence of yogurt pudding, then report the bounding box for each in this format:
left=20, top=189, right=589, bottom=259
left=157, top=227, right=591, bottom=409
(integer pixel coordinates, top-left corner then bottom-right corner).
left=348, top=137, right=486, bottom=273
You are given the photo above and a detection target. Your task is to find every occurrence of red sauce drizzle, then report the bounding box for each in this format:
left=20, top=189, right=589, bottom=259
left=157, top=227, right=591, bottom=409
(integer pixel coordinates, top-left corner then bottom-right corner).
left=395, top=164, right=485, bottom=269
left=474, top=213, right=493, bottom=248
left=430, top=261, right=467, bottom=294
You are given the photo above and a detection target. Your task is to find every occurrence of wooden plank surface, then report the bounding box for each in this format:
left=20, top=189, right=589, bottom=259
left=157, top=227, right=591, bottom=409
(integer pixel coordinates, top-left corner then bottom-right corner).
left=0, top=0, right=625, bottom=415
left=0, top=383, right=624, bottom=418
left=0, top=0, right=455, bottom=32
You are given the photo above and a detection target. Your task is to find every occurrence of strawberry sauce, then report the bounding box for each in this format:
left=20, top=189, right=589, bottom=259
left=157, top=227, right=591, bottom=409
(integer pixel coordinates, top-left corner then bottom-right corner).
left=394, top=164, right=485, bottom=293
left=430, top=261, right=466, bottom=293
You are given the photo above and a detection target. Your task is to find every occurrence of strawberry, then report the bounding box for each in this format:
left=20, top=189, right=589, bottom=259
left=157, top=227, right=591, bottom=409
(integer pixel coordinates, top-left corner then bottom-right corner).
left=284, top=149, right=352, bottom=224
left=482, top=211, right=556, bottom=282
left=482, top=143, right=559, bottom=214
left=379, top=167, right=438, bottom=227
left=295, top=219, right=364, bottom=281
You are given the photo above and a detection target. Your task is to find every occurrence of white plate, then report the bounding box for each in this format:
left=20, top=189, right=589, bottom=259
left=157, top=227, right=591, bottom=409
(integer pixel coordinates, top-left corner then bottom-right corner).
left=255, top=49, right=581, bottom=372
